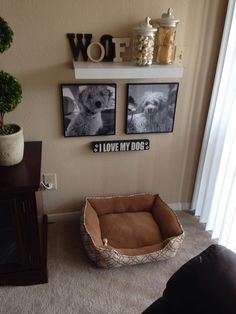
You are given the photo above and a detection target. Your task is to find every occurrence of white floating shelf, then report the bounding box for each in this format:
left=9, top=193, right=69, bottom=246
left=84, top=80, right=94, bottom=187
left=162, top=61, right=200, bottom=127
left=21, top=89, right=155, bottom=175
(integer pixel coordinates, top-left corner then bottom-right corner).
left=73, top=61, right=183, bottom=80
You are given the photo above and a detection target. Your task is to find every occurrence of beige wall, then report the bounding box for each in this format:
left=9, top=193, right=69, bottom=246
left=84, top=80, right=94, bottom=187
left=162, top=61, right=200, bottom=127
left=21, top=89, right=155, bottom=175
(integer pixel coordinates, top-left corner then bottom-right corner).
left=1, top=0, right=227, bottom=214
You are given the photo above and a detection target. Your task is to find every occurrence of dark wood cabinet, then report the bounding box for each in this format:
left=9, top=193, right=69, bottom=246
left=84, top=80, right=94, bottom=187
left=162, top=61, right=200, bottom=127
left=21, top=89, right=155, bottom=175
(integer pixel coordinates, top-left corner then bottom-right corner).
left=0, top=141, right=48, bottom=286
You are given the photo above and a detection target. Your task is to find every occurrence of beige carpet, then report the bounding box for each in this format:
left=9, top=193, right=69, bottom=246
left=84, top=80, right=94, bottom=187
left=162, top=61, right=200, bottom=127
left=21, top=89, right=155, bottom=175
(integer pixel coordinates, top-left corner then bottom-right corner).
left=0, top=211, right=215, bottom=314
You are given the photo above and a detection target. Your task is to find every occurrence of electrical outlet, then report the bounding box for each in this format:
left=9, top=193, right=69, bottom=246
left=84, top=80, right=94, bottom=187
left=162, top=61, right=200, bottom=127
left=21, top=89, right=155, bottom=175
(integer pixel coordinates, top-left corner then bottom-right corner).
left=175, top=46, right=186, bottom=66
left=42, top=173, right=57, bottom=190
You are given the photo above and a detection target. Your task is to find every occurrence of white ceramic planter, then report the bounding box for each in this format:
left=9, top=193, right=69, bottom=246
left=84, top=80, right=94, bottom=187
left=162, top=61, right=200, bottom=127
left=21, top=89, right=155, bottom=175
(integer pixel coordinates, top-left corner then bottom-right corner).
left=0, top=124, right=24, bottom=166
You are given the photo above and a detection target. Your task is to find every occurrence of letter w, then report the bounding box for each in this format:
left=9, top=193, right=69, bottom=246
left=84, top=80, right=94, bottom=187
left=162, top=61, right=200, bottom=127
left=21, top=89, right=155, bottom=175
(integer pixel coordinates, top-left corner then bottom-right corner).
left=67, top=33, right=92, bottom=61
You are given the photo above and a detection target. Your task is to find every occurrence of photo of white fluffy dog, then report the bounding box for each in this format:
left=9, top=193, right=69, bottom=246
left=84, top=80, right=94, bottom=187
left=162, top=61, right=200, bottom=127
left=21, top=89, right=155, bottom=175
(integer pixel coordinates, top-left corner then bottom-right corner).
left=128, top=91, right=167, bottom=133
left=64, top=84, right=115, bottom=136
left=126, top=84, right=178, bottom=134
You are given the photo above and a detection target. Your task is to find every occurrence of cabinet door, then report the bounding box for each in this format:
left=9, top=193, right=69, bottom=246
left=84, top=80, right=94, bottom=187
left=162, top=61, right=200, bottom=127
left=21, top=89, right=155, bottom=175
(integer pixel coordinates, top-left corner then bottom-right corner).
left=19, top=192, right=42, bottom=268
left=0, top=198, right=31, bottom=273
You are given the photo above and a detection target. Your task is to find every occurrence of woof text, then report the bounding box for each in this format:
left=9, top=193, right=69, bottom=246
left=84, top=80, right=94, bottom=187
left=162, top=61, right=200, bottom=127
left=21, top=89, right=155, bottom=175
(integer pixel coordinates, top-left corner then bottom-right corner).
left=67, top=33, right=130, bottom=63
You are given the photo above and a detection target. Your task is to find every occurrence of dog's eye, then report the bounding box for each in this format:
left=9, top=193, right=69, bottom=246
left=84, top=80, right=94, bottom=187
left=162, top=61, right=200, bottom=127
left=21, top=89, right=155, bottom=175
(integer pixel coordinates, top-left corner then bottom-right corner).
left=100, top=92, right=104, bottom=96
left=87, top=94, right=92, bottom=99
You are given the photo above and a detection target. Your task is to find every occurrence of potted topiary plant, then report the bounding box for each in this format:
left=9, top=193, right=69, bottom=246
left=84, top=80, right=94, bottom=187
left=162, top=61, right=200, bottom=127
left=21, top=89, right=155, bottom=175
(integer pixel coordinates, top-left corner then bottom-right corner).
left=0, top=17, right=24, bottom=166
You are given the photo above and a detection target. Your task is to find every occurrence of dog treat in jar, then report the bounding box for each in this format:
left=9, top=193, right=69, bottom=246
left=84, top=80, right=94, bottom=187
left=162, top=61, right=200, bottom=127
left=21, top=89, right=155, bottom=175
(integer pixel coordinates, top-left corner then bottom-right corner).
left=133, top=17, right=157, bottom=66
left=154, top=8, right=179, bottom=64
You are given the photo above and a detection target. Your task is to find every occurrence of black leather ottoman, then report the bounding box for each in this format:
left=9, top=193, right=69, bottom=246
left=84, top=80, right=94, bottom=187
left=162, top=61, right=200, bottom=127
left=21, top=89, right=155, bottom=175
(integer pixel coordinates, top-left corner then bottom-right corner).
left=142, top=244, right=236, bottom=314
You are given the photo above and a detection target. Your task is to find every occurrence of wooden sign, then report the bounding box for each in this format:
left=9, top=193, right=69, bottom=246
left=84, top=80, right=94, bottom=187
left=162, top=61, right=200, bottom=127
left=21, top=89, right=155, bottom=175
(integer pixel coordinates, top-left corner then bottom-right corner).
left=67, top=33, right=130, bottom=63
left=92, top=139, right=150, bottom=153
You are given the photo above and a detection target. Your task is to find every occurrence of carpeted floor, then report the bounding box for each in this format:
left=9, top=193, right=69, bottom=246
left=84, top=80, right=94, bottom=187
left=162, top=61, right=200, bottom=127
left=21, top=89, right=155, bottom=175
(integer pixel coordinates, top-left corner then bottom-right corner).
left=0, top=211, right=215, bottom=314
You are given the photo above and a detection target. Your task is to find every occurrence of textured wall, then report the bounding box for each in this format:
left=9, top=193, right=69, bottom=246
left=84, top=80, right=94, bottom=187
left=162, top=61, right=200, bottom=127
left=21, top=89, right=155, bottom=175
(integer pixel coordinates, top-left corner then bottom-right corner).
left=1, top=0, right=227, bottom=213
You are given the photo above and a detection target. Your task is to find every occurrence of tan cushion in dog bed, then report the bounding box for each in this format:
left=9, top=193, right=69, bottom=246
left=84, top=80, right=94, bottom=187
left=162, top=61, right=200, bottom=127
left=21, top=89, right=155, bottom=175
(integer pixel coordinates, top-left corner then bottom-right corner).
left=80, top=194, right=184, bottom=268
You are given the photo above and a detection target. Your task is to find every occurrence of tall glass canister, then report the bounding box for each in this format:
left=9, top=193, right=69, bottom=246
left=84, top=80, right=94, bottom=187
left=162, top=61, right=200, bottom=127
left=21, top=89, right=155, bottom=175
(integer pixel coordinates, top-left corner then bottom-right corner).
left=155, top=8, right=179, bottom=64
left=133, top=17, right=157, bottom=66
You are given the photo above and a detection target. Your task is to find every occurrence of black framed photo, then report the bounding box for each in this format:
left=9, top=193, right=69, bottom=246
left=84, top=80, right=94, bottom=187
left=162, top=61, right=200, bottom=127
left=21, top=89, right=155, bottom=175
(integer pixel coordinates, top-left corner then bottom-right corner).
left=61, top=83, right=116, bottom=137
left=126, top=83, right=179, bottom=134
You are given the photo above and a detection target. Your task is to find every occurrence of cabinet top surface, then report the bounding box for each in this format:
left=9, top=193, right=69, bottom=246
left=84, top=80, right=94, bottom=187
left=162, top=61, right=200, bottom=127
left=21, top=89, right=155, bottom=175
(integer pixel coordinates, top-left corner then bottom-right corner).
left=0, top=141, right=42, bottom=192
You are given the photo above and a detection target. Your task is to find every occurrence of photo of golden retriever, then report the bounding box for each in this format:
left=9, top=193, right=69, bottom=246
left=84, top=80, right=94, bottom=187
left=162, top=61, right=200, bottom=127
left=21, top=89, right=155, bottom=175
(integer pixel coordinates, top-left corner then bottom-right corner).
left=62, top=84, right=116, bottom=137
left=126, top=83, right=178, bottom=134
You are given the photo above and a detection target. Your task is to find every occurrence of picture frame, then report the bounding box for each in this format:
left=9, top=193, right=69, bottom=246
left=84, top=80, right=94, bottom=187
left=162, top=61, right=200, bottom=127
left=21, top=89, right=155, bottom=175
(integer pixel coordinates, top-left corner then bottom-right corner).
left=61, top=83, right=116, bottom=137
left=126, top=83, right=179, bottom=134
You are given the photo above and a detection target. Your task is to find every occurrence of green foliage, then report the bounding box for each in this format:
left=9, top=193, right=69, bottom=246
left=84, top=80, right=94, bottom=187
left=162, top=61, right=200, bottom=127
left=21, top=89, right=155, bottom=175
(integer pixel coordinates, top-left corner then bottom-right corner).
left=0, top=71, right=22, bottom=134
left=0, top=17, right=22, bottom=135
left=0, top=70, right=22, bottom=114
left=0, top=17, right=14, bottom=53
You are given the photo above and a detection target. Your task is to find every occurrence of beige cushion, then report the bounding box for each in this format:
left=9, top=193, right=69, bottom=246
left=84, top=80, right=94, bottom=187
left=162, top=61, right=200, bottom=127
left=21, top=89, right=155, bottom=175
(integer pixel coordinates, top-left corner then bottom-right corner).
left=80, top=193, right=184, bottom=268
left=99, top=211, right=163, bottom=249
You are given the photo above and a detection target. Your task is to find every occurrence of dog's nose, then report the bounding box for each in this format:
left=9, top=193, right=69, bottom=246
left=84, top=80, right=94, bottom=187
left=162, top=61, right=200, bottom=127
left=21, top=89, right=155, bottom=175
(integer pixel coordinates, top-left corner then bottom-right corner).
left=95, top=101, right=102, bottom=108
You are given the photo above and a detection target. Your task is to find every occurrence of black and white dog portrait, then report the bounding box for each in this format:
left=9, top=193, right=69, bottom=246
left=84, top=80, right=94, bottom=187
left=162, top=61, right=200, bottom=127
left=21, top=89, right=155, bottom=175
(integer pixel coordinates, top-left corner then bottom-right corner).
left=61, top=84, right=116, bottom=137
left=126, top=83, right=179, bottom=134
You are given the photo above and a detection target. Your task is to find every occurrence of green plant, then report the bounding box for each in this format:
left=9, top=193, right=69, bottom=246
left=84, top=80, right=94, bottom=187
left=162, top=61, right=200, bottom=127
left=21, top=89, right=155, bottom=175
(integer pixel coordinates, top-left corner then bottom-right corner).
left=0, top=17, right=13, bottom=53
left=0, top=17, right=22, bottom=135
left=0, top=70, right=22, bottom=135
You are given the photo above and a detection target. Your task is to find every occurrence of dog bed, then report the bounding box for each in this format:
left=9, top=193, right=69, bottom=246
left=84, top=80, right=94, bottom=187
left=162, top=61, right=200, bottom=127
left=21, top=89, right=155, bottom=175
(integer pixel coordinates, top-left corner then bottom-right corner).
left=80, top=194, right=184, bottom=268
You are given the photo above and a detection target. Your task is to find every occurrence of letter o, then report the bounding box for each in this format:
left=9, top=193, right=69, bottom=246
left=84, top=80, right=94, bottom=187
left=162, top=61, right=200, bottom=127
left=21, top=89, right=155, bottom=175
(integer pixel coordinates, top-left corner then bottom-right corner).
left=87, top=41, right=105, bottom=62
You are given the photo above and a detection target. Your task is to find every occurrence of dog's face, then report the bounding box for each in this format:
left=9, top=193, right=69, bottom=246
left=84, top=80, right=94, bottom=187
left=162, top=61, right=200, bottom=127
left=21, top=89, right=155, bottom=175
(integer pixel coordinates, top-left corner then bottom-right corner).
left=139, top=91, right=167, bottom=117
left=77, top=85, right=112, bottom=114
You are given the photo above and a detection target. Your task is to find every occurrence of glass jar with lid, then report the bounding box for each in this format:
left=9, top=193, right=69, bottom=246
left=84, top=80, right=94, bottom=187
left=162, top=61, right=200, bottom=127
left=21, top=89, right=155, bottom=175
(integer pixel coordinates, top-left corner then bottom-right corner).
left=155, top=8, right=179, bottom=64
left=132, top=17, right=157, bottom=66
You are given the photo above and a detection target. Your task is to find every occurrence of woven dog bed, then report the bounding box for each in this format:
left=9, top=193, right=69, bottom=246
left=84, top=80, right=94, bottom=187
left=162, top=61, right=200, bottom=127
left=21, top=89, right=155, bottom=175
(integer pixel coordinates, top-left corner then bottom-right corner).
left=80, top=194, right=184, bottom=268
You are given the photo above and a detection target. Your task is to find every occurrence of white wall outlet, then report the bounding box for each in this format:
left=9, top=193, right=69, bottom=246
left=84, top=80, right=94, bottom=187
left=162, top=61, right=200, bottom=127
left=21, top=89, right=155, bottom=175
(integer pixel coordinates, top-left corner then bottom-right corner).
left=175, top=46, right=187, bottom=66
left=42, top=173, right=57, bottom=190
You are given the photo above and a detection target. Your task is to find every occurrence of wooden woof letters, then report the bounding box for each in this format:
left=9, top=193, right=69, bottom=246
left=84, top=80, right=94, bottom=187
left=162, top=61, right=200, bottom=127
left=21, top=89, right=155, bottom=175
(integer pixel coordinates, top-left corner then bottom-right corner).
left=67, top=33, right=130, bottom=63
